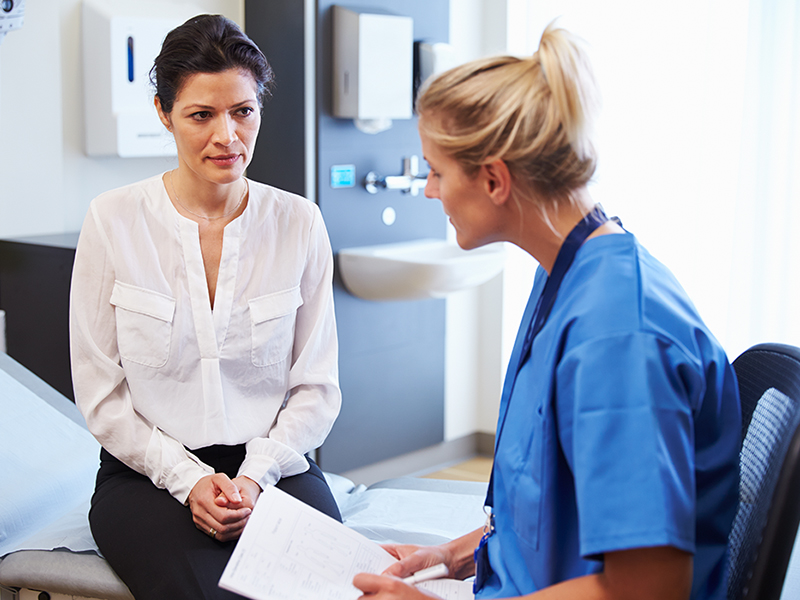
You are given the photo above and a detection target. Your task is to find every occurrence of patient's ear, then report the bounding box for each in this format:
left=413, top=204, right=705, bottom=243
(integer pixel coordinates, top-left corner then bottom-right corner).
left=483, top=159, right=512, bottom=207
left=154, top=97, right=172, bottom=132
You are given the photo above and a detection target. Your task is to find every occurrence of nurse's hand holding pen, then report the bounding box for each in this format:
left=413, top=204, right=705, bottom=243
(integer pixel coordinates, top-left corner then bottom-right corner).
left=354, top=544, right=445, bottom=598
left=353, top=574, right=441, bottom=599
left=354, top=532, right=482, bottom=599
left=355, top=564, right=449, bottom=599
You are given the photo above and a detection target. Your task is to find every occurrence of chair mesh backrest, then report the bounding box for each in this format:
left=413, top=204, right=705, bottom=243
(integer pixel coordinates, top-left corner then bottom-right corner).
left=727, top=344, right=800, bottom=600
left=727, top=387, right=800, bottom=598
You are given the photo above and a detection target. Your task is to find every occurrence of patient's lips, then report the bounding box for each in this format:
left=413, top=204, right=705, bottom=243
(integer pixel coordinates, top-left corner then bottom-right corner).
left=208, top=154, right=241, bottom=167
left=208, top=154, right=240, bottom=166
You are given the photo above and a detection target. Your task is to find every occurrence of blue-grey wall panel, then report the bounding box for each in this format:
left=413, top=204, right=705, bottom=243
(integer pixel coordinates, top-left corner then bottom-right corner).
left=325, top=295, right=446, bottom=467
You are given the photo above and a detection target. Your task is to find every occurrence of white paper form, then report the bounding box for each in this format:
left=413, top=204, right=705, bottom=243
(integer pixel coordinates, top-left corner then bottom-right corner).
left=417, top=579, right=475, bottom=598
left=219, top=485, right=474, bottom=600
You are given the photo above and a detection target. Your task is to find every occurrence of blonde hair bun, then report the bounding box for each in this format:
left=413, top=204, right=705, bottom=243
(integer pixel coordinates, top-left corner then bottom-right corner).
left=416, top=20, right=600, bottom=198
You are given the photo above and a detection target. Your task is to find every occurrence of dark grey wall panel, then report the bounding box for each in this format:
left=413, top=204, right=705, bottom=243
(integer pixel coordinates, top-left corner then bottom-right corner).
left=0, top=234, right=79, bottom=402
left=245, top=1, right=307, bottom=197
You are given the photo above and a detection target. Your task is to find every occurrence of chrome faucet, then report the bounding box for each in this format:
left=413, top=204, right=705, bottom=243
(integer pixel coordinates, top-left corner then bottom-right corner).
left=365, top=156, right=428, bottom=196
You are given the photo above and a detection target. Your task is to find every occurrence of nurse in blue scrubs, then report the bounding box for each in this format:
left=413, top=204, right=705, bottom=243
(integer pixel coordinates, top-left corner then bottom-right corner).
left=353, top=22, right=741, bottom=600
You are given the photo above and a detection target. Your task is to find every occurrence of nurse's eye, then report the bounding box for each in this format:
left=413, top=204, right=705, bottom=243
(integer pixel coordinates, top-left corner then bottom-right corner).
left=236, top=106, right=255, bottom=117
left=191, top=111, right=212, bottom=121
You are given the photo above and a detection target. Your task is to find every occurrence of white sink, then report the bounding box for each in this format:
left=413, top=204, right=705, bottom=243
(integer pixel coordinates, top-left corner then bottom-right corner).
left=338, top=238, right=506, bottom=301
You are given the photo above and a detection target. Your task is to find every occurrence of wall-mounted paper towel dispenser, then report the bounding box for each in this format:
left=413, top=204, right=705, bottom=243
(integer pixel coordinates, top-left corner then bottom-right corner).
left=331, top=5, right=413, bottom=133
left=82, top=1, right=200, bottom=157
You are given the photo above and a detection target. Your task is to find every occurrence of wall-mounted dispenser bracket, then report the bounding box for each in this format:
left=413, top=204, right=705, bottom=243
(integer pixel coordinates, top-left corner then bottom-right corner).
left=0, top=0, right=25, bottom=45
left=365, top=156, right=428, bottom=196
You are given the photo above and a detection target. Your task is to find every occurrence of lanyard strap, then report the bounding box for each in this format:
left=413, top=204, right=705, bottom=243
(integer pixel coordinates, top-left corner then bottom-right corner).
left=484, top=205, right=608, bottom=510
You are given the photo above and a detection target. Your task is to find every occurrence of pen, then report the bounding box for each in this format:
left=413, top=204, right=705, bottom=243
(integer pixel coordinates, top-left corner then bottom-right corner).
left=401, top=563, right=449, bottom=585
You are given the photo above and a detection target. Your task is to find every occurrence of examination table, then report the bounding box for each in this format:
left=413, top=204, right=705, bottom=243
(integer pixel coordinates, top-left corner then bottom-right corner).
left=0, top=354, right=486, bottom=599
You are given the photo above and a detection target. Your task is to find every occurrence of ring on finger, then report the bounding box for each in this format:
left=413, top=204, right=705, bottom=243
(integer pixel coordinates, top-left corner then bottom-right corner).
left=209, top=527, right=217, bottom=539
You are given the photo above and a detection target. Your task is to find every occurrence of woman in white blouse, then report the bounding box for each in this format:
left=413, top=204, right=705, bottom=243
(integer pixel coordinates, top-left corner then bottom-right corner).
left=69, top=15, right=341, bottom=599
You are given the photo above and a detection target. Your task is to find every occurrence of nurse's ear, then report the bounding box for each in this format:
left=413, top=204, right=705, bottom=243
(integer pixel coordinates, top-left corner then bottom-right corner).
left=482, top=159, right=512, bottom=207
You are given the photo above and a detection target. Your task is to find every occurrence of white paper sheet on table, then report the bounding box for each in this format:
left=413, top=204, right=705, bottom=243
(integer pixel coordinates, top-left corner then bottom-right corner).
left=219, top=485, right=473, bottom=600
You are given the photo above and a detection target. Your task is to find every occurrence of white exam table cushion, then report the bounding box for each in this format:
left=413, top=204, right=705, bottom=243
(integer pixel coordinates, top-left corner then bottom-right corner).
left=0, top=362, right=99, bottom=557
left=340, top=476, right=487, bottom=545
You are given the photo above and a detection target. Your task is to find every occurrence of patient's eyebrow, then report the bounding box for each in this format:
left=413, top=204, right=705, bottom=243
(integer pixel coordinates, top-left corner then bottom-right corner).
left=183, top=100, right=257, bottom=111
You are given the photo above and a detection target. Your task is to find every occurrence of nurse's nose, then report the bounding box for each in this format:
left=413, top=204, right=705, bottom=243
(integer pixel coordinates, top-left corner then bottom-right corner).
left=424, top=172, right=438, bottom=199
left=214, top=115, right=238, bottom=146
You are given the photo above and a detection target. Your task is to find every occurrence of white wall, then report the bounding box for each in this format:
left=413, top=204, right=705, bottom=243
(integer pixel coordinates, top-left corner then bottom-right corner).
left=509, top=0, right=800, bottom=362
left=518, top=1, right=750, bottom=357
left=445, top=0, right=800, bottom=441
left=443, top=1, right=510, bottom=439
left=0, top=0, right=242, bottom=239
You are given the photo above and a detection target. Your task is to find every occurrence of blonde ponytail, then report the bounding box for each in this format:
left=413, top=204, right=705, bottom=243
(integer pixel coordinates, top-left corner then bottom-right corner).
left=416, top=21, right=600, bottom=202
left=538, top=23, right=599, bottom=163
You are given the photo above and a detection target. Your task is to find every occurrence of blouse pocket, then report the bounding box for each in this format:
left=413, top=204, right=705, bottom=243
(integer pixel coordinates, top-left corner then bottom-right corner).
left=249, top=286, right=303, bottom=368
left=110, top=281, right=176, bottom=368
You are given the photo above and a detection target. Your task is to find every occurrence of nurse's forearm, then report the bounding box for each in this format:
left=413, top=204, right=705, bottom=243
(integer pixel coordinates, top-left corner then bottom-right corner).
left=442, top=527, right=483, bottom=580
left=520, top=546, right=692, bottom=600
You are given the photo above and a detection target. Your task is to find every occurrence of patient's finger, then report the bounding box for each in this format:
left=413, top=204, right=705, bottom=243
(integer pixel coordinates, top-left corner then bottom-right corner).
left=213, top=473, right=242, bottom=504
left=216, top=506, right=252, bottom=524
left=209, top=517, right=248, bottom=542
left=193, top=509, right=249, bottom=542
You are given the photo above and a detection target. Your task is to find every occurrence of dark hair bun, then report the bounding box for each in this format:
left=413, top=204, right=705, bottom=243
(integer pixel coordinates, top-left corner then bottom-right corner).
left=150, top=14, right=275, bottom=113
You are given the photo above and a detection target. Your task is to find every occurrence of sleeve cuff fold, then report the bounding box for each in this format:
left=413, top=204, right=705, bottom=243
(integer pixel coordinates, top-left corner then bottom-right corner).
left=239, top=438, right=310, bottom=489
left=165, top=458, right=215, bottom=505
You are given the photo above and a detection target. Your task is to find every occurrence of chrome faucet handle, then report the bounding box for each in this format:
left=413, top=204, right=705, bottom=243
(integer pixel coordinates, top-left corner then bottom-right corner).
left=365, top=171, right=384, bottom=194
left=364, top=155, right=428, bottom=196
left=404, top=156, right=419, bottom=177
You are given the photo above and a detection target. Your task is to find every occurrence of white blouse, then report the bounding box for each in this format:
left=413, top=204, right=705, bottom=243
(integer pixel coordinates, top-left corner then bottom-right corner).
left=69, top=174, right=341, bottom=504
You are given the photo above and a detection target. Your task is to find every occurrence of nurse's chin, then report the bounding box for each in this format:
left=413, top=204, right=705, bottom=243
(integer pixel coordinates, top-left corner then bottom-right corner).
left=453, top=234, right=490, bottom=252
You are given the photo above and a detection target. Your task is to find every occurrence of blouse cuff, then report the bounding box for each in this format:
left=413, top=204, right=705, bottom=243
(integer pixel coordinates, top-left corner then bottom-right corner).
left=239, top=438, right=310, bottom=489
left=145, top=429, right=215, bottom=504
left=165, top=458, right=215, bottom=505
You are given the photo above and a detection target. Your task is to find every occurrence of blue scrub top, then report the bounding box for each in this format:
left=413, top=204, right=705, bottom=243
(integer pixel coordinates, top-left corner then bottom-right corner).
left=477, top=232, right=740, bottom=600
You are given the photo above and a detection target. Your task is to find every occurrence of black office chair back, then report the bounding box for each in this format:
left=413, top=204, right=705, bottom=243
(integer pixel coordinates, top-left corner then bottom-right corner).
left=728, top=343, right=800, bottom=600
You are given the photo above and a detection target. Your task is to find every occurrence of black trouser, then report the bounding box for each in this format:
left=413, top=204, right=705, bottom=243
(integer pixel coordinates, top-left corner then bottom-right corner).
left=89, top=445, right=342, bottom=600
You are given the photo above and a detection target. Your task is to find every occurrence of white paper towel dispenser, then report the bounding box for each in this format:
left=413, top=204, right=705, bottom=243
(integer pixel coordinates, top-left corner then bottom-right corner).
left=82, top=1, right=200, bottom=157
left=331, top=5, right=413, bottom=131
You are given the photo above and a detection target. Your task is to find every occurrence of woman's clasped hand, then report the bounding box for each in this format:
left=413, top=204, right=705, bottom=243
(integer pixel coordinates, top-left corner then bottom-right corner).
left=186, top=474, right=262, bottom=542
